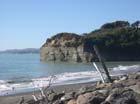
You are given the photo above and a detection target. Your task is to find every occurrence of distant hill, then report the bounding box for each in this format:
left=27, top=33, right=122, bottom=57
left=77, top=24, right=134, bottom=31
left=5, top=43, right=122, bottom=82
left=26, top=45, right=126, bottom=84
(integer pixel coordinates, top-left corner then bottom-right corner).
left=0, top=48, right=39, bottom=54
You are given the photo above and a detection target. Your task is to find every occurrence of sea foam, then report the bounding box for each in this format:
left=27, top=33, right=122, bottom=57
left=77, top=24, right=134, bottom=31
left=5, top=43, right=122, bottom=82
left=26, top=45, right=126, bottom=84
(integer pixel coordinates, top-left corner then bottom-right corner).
left=0, top=64, right=140, bottom=96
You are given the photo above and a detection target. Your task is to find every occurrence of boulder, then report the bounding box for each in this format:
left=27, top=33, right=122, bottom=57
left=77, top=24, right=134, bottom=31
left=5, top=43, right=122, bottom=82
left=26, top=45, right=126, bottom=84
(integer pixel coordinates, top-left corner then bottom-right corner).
left=111, top=82, right=124, bottom=89
left=26, top=99, right=40, bottom=104
left=105, top=88, right=139, bottom=104
left=48, top=92, right=58, bottom=102
left=119, top=75, right=128, bottom=81
left=76, top=91, right=105, bottom=104
left=96, top=83, right=112, bottom=90
left=128, top=72, right=140, bottom=80
left=53, top=100, right=63, bottom=104
left=129, top=84, right=140, bottom=94
left=97, top=89, right=109, bottom=97
left=122, top=79, right=136, bottom=87
left=61, top=92, right=75, bottom=102
left=101, top=101, right=110, bottom=104
left=77, top=84, right=96, bottom=95
left=67, top=99, right=76, bottom=104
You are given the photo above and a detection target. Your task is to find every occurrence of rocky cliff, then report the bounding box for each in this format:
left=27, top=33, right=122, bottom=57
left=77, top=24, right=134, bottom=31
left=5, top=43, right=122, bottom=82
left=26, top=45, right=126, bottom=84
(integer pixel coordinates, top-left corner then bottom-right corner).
left=40, top=21, right=140, bottom=62
left=40, top=33, right=94, bottom=62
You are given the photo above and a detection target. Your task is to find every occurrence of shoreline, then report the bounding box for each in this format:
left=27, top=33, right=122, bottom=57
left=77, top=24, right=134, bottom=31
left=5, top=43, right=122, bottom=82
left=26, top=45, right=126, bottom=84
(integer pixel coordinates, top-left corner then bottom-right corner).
left=1, top=81, right=96, bottom=96
left=0, top=71, right=140, bottom=104
left=1, top=64, right=140, bottom=97
left=0, top=74, right=126, bottom=97
left=0, top=68, right=140, bottom=104
left=0, top=82, right=96, bottom=104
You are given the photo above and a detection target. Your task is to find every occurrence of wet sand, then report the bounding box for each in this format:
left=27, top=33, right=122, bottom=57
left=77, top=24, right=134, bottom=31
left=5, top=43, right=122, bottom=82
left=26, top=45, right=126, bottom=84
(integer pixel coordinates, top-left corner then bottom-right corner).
left=0, top=82, right=95, bottom=104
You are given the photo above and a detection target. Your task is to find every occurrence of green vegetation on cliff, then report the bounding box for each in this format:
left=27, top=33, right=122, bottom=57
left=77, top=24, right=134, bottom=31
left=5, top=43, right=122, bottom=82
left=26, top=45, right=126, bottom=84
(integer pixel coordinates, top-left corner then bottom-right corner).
left=85, top=21, right=140, bottom=52
left=44, top=32, right=83, bottom=48
left=48, top=21, right=140, bottom=51
left=44, top=20, right=140, bottom=49
left=41, top=20, right=140, bottom=62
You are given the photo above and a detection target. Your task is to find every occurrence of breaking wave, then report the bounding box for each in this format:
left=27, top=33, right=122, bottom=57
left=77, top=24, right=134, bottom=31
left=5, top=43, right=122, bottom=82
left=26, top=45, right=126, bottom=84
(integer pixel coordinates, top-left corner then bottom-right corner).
left=0, top=64, right=140, bottom=96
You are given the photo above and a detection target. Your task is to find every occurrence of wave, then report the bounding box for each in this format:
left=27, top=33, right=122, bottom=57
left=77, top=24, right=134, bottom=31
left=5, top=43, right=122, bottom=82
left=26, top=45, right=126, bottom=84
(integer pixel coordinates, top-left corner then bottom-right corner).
left=112, top=64, right=140, bottom=71
left=111, top=64, right=140, bottom=75
left=0, top=64, right=140, bottom=96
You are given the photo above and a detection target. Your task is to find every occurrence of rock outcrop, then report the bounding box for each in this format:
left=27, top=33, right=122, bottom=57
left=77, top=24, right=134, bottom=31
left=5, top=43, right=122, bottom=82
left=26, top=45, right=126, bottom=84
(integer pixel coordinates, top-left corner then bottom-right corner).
left=25, top=72, right=140, bottom=104
left=40, top=33, right=94, bottom=62
left=40, top=21, right=140, bottom=62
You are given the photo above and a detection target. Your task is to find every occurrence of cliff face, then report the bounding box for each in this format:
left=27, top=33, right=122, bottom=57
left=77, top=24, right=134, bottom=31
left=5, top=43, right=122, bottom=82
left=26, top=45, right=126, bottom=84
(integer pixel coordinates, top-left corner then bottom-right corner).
left=40, top=21, right=140, bottom=62
left=40, top=33, right=94, bottom=62
left=40, top=31, right=140, bottom=62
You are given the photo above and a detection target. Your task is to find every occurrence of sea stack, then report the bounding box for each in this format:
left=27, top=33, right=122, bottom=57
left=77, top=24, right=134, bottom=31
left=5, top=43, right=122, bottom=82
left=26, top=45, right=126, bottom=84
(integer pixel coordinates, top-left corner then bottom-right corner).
left=40, top=33, right=94, bottom=62
left=40, top=21, right=140, bottom=62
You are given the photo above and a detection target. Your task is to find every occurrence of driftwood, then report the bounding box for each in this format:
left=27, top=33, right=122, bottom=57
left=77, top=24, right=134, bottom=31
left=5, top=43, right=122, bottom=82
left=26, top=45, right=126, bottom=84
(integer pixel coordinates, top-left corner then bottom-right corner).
left=17, top=97, right=24, bottom=104
left=31, top=76, right=55, bottom=103
left=93, top=45, right=112, bottom=83
left=93, top=62, right=105, bottom=83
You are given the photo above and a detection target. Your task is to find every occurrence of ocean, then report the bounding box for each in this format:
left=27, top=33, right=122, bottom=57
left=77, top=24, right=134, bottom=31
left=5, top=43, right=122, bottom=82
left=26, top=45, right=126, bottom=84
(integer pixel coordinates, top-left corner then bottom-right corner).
left=0, top=53, right=140, bottom=96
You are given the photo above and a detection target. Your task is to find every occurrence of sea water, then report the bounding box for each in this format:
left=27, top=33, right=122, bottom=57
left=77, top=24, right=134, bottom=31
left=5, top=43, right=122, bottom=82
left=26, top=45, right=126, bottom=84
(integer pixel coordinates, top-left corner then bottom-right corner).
left=0, top=53, right=140, bottom=96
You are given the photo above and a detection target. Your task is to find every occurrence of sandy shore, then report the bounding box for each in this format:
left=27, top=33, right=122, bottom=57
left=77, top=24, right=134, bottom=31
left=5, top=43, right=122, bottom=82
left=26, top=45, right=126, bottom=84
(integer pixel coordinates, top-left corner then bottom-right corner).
left=0, top=82, right=95, bottom=104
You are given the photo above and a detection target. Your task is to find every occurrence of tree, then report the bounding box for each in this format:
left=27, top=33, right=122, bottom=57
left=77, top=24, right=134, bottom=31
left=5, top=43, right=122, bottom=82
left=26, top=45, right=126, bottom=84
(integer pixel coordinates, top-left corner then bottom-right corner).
left=131, top=21, right=140, bottom=28
left=101, top=21, right=130, bottom=29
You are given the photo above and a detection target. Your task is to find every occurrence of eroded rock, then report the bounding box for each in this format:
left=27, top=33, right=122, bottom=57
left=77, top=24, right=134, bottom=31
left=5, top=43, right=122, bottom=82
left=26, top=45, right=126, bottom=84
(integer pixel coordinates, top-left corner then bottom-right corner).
left=67, top=99, right=76, bottom=104
left=76, top=91, right=105, bottom=104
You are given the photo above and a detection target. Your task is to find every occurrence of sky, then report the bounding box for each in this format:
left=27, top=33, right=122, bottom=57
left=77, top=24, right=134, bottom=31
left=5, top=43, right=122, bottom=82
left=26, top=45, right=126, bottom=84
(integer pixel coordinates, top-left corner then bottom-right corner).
left=0, top=0, right=140, bottom=50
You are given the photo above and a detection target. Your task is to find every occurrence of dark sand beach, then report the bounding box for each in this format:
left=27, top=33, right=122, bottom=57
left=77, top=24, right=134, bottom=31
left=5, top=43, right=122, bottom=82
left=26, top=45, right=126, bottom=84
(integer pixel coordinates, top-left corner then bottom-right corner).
left=0, top=82, right=95, bottom=104
left=0, top=72, right=140, bottom=104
